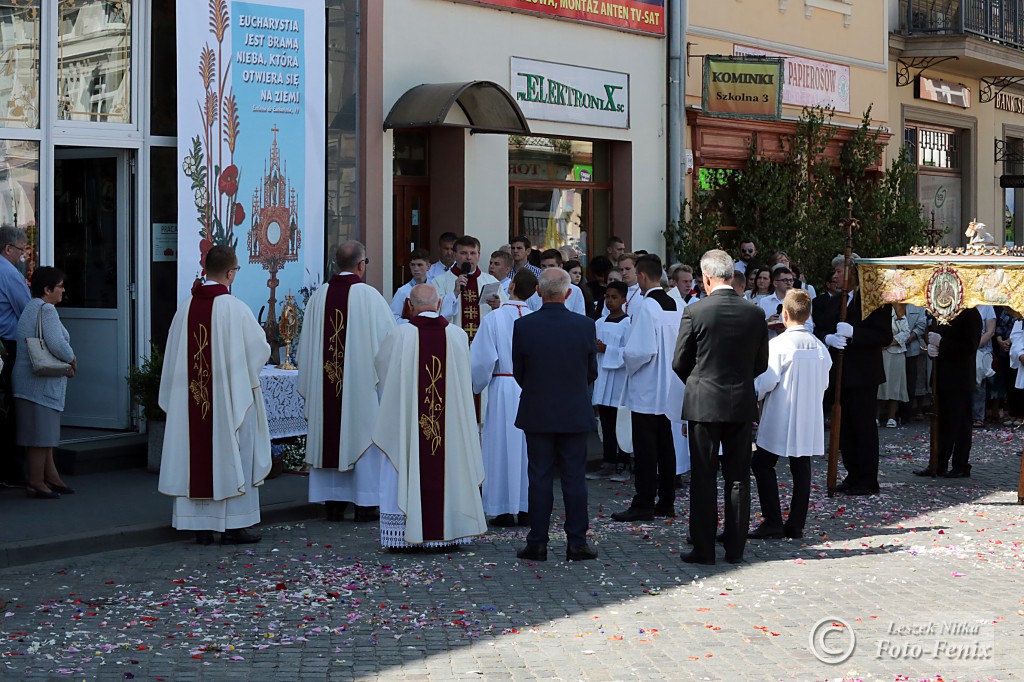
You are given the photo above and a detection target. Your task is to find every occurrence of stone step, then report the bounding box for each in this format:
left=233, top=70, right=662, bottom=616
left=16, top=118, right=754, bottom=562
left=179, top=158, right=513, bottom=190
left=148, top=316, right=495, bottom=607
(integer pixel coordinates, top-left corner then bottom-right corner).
left=55, top=434, right=148, bottom=475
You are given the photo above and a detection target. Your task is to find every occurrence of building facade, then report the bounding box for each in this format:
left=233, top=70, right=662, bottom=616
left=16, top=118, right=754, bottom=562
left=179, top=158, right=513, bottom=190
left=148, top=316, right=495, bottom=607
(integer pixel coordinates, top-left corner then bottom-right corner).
left=0, top=0, right=668, bottom=436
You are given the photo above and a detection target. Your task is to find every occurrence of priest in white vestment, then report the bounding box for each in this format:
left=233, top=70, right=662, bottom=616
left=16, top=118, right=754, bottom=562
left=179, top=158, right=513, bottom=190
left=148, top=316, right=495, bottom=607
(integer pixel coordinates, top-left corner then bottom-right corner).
left=611, top=254, right=685, bottom=522
left=470, top=270, right=537, bottom=527
left=158, top=245, right=271, bottom=545
left=374, top=284, right=487, bottom=549
left=298, top=241, right=396, bottom=522
left=431, top=235, right=506, bottom=344
left=750, top=289, right=831, bottom=540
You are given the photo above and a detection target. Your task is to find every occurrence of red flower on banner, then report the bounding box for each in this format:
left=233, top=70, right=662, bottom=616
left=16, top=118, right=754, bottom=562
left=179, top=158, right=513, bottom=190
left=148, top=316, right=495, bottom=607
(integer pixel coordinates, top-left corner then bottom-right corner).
left=218, top=165, right=239, bottom=196
left=199, top=238, right=214, bottom=267
left=233, top=203, right=246, bottom=226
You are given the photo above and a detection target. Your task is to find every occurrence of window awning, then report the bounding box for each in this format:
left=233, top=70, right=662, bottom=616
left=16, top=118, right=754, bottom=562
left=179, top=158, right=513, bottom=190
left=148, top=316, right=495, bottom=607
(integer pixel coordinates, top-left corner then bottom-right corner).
left=384, top=81, right=530, bottom=135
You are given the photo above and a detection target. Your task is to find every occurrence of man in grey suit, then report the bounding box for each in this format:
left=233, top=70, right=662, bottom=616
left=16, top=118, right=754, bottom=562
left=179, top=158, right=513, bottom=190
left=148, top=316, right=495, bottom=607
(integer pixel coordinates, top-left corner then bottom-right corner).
left=512, top=268, right=599, bottom=562
left=673, top=249, right=769, bottom=565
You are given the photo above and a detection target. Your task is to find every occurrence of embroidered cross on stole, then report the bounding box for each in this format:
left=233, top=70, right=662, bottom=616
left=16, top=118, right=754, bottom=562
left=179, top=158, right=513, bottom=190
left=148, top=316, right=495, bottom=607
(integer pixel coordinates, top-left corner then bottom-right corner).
left=321, top=273, right=363, bottom=470
left=186, top=283, right=229, bottom=499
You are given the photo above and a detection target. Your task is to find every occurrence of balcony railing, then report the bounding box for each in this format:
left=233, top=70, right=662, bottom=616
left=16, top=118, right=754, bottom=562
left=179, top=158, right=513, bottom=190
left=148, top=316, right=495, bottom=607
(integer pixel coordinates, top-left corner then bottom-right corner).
left=900, top=0, right=1024, bottom=50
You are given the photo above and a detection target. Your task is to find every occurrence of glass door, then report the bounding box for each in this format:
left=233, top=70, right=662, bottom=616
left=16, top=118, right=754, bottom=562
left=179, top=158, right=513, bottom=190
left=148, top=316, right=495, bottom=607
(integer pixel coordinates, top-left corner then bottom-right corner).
left=53, top=147, right=132, bottom=429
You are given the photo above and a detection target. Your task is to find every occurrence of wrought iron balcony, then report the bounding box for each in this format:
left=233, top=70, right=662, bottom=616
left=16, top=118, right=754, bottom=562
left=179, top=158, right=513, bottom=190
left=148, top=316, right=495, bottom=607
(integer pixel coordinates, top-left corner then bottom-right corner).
left=900, top=0, right=1024, bottom=51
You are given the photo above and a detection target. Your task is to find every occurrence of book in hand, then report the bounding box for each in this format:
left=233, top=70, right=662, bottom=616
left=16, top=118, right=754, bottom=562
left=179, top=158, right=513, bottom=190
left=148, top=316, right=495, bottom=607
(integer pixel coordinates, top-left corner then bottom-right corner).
left=480, top=282, right=500, bottom=302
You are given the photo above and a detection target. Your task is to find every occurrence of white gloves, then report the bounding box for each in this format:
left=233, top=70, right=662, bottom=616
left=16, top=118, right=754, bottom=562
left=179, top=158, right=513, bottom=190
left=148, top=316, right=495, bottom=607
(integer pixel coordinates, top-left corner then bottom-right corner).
left=825, top=333, right=848, bottom=350
left=927, top=343, right=940, bottom=358
left=836, top=322, right=854, bottom=338
left=927, top=332, right=942, bottom=347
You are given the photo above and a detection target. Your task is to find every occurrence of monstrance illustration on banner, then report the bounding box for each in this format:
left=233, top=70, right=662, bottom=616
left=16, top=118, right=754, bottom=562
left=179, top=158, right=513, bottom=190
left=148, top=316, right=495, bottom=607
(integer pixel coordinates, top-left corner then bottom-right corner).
left=247, top=124, right=300, bottom=341
left=855, top=221, right=1024, bottom=503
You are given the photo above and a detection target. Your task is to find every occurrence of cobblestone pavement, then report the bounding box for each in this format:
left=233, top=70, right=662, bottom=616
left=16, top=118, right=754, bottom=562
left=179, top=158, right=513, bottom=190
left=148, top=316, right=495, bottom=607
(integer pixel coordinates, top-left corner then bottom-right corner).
left=1, top=422, right=1023, bottom=681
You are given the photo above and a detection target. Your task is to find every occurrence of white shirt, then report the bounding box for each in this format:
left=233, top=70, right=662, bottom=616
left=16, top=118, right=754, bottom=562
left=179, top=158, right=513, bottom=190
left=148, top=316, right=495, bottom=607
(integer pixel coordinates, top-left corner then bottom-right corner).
left=978, top=304, right=996, bottom=354
left=426, top=260, right=451, bottom=282
left=758, top=292, right=814, bottom=334
left=389, top=279, right=420, bottom=324
left=527, top=282, right=586, bottom=315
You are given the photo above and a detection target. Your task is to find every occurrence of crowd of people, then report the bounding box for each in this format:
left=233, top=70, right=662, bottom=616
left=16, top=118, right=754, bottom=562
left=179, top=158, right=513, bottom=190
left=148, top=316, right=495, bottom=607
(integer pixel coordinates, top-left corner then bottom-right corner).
left=3, top=222, right=1021, bottom=570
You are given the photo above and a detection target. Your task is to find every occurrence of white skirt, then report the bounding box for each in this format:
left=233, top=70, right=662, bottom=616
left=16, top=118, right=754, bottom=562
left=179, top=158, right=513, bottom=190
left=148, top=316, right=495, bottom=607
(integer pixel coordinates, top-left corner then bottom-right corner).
left=378, top=453, right=472, bottom=549
left=307, top=446, right=383, bottom=506
left=480, top=377, right=529, bottom=516
left=878, top=351, right=909, bottom=402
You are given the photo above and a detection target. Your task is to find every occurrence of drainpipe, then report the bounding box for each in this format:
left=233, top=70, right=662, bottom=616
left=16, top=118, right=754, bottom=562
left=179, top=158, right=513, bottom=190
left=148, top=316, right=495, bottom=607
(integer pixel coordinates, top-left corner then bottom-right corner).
left=667, top=0, right=687, bottom=259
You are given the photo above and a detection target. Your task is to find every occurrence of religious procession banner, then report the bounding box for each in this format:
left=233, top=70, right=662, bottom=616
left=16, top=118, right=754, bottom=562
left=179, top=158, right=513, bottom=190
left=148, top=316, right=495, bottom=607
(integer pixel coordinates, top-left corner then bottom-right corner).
left=176, top=0, right=325, bottom=325
left=857, top=250, right=1024, bottom=324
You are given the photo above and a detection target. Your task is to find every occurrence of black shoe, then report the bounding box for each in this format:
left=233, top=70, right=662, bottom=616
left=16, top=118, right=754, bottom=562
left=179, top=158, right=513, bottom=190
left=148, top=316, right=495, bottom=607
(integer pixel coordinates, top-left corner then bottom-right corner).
left=610, top=507, right=655, bottom=522
left=353, top=506, right=380, bottom=522
left=26, top=485, right=59, bottom=499
left=566, top=544, right=599, bottom=561
left=45, top=480, right=75, bottom=495
left=324, top=501, right=347, bottom=522
left=674, top=475, right=684, bottom=490
left=783, top=526, right=804, bottom=539
left=222, top=529, right=262, bottom=544
left=845, top=485, right=878, bottom=496
left=747, top=524, right=784, bottom=540
left=913, top=467, right=940, bottom=477
left=833, top=476, right=854, bottom=492
left=724, top=554, right=744, bottom=565
left=490, top=513, right=516, bottom=527
left=516, top=544, right=547, bottom=561
left=941, top=469, right=970, bottom=479
left=680, top=551, right=715, bottom=566
left=653, top=506, right=675, bottom=518
left=194, top=531, right=215, bottom=545
left=517, top=512, right=530, bottom=527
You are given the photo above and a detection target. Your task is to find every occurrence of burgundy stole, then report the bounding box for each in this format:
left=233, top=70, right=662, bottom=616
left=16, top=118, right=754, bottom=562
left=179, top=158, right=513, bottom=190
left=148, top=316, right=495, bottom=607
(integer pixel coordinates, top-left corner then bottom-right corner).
left=186, top=283, right=229, bottom=498
left=410, top=315, right=449, bottom=542
left=452, top=265, right=482, bottom=344
left=321, top=273, right=364, bottom=469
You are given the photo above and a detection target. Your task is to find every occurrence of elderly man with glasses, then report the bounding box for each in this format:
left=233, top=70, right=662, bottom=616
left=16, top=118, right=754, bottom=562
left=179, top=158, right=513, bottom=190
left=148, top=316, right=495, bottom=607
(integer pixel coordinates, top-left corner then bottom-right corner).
left=1, top=225, right=31, bottom=488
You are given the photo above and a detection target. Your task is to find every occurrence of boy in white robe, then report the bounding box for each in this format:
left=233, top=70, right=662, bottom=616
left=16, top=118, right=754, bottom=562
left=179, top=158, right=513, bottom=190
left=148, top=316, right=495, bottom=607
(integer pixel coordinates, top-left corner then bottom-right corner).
left=298, top=241, right=396, bottom=522
left=470, top=270, right=536, bottom=527
left=750, top=289, right=832, bottom=540
left=374, top=284, right=487, bottom=549
left=158, top=245, right=271, bottom=545
left=589, top=281, right=631, bottom=481
left=390, top=248, right=430, bottom=324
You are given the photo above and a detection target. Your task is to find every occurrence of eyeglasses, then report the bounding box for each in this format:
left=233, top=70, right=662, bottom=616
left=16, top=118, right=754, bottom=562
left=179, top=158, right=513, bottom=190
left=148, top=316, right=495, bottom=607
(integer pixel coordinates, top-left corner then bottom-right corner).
left=363, top=258, right=370, bottom=264
left=6, top=244, right=25, bottom=253
left=229, top=266, right=241, bottom=272
left=775, top=278, right=794, bottom=284
left=741, top=248, right=755, bottom=254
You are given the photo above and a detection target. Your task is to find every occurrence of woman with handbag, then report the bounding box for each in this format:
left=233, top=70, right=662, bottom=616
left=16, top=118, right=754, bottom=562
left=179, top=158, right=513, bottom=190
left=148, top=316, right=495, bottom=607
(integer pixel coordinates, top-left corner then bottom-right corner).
left=11, top=266, right=76, bottom=499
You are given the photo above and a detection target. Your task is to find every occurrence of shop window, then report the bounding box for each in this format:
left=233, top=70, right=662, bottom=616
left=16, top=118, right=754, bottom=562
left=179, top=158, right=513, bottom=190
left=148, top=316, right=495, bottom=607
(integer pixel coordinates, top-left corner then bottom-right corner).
left=150, top=0, right=175, bottom=136
left=1004, top=137, right=1024, bottom=246
left=0, top=0, right=40, bottom=129
left=393, top=131, right=428, bottom=177
left=0, top=138, right=39, bottom=278
left=909, top=125, right=960, bottom=170
left=57, top=0, right=132, bottom=123
left=326, top=0, right=359, bottom=250
left=150, top=146, right=177, bottom=348
left=508, top=137, right=610, bottom=262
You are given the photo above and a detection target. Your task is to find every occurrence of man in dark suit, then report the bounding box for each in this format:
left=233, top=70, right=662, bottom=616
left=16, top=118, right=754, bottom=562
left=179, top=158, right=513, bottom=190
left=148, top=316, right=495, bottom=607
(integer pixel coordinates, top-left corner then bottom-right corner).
left=914, top=308, right=983, bottom=478
left=813, top=270, right=843, bottom=418
left=673, top=249, right=769, bottom=566
left=512, top=268, right=599, bottom=562
left=815, top=255, right=893, bottom=495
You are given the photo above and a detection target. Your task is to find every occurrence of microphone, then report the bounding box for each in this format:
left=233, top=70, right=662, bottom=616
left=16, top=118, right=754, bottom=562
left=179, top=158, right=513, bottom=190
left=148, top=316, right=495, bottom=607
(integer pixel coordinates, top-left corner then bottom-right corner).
left=777, top=304, right=783, bottom=315
left=461, top=260, right=472, bottom=275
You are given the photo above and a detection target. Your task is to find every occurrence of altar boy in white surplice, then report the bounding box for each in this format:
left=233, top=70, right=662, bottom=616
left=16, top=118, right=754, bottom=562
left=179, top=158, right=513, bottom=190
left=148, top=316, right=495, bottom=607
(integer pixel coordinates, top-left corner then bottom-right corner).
left=470, top=270, right=537, bottom=528
left=751, top=289, right=832, bottom=541
left=374, top=284, right=487, bottom=549
left=298, top=241, right=396, bottom=522
left=158, top=245, right=271, bottom=545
